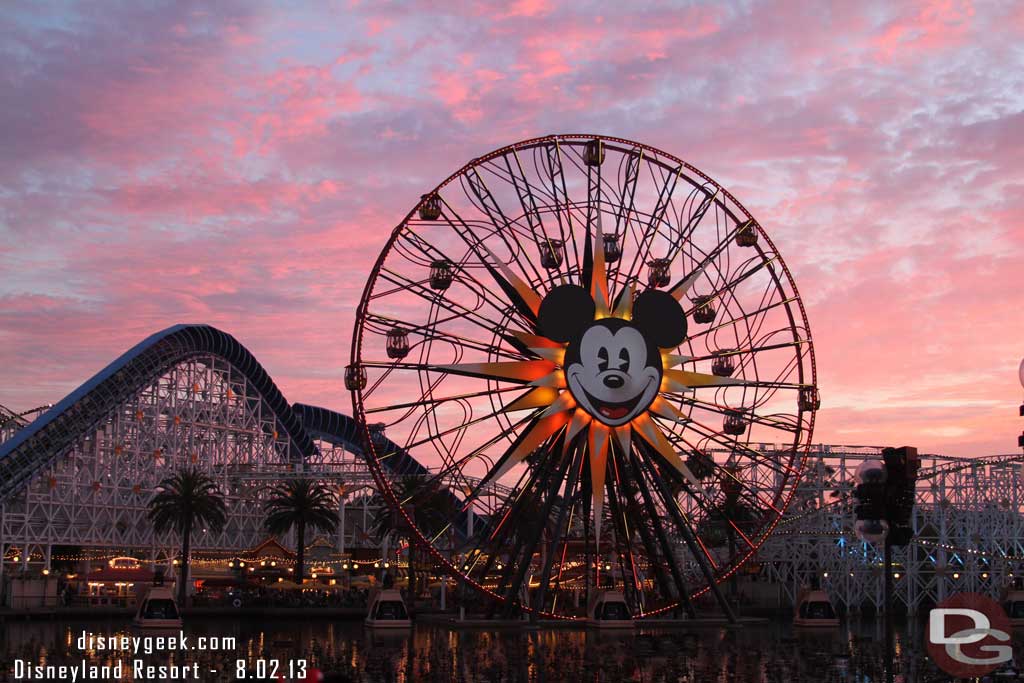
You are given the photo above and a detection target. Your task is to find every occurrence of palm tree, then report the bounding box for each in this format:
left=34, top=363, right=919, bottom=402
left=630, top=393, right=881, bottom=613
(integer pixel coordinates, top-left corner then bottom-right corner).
left=372, top=476, right=457, bottom=603
left=148, top=468, right=227, bottom=605
left=371, top=476, right=456, bottom=545
left=685, top=451, right=716, bottom=481
left=263, top=479, right=338, bottom=582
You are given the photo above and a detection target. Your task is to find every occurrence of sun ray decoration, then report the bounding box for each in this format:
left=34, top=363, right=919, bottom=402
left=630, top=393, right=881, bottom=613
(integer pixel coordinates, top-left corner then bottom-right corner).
left=350, top=134, right=817, bottom=622
left=443, top=220, right=740, bottom=538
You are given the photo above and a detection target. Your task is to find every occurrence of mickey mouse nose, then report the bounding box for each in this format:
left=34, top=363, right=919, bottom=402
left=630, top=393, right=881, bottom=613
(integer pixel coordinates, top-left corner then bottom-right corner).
left=603, top=375, right=624, bottom=389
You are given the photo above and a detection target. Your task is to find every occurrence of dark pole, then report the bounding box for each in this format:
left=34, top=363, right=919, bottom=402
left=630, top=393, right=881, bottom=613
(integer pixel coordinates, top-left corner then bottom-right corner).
left=884, top=537, right=894, bottom=683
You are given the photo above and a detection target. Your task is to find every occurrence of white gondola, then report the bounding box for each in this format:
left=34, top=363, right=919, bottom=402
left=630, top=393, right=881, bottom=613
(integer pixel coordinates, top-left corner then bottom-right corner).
left=793, top=588, right=839, bottom=628
left=1004, top=590, right=1024, bottom=627
left=133, top=586, right=183, bottom=629
left=587, top=590, right=634, bottom=629
left=365, top=589, right=411, bottom=628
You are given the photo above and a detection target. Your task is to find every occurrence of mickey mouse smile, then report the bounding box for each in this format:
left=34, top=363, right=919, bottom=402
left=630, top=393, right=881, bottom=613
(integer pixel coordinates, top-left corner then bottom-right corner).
left=567, top=369, right=658, bottom=425
left=536, top=284, right=688, bottom=428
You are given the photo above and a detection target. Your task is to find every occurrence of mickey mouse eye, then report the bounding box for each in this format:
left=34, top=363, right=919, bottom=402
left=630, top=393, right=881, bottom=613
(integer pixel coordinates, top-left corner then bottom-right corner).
left=597, top=347, right=609, bottom=372
left=619, top=348, right=630, bottom=373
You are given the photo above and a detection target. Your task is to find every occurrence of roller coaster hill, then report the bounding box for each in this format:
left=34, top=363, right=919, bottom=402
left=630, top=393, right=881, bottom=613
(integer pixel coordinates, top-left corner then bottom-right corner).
left=0, top=323, right=1020, bottom=617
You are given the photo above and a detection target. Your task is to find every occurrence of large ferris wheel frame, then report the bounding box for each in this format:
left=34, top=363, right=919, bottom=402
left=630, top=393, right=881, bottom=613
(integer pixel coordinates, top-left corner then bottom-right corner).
left=349, top=133, right=818, bottom=620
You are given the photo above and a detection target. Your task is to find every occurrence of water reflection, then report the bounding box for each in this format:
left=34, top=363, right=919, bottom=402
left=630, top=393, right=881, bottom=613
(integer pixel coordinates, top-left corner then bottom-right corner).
left=0, top=617, right=1017, bottom=682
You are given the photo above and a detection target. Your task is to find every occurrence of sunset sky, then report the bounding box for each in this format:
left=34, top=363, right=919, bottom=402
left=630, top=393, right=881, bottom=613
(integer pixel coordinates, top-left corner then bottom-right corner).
left=1, top=0, right=1022, bottom=458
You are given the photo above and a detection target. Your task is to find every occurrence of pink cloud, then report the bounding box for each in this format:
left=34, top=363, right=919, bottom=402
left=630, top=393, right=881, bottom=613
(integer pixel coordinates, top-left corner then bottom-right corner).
left=1, top=0, right=1022, bottom=462
left=871, top=0, right=976, bottom=62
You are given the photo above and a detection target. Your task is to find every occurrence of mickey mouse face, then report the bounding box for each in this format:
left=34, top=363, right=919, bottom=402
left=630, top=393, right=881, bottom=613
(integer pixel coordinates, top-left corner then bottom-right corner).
left=537, top=284, right=688, bottom=427
left=566, top=319, right=661, bottom=425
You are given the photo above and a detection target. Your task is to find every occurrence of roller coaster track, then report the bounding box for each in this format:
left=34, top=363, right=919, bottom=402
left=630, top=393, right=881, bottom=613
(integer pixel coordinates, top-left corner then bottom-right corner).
left=0, top=325, right=317, bottom=504
left=0, top=326, right=467, bottom=519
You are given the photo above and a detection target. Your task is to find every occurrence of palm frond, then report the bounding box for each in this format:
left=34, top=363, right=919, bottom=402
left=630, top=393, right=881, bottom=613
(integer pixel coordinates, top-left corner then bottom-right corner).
left=262, top=479, right=338, bottom=537
left=146, top=468, right=227, bottom=537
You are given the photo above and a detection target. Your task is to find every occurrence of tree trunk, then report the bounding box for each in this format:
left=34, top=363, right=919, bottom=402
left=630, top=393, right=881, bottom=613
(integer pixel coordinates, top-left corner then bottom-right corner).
left=727, top=528, right=738, bottom=597
left=296, top=519, right=306, bottom=583
left=179, top=518, right=192, bottom=607
left=725, top=499, right=739, bottom=599
left=409, top=539, right=417, bottom=613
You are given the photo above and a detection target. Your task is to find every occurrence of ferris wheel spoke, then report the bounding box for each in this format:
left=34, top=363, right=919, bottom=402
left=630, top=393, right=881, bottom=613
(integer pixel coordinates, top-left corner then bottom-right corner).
left=604, top=461, right=644, bottom=611
left=685, top=254, right=781, bottom=318
left=656, top=460, right=759, bottom=554
left=501, top=440, right=577, bottom=618
left=426, top=359, right=559, bottom=385
left=634, top=440, right=716, bottom=573
left=399, top=223, right=511, bottom=292
left=484, top=151, right=568, bottom=233
left=626, top=445, right=696, bottom=614
left=364, top=385, right=525, bottom=415
left=398, top=401, right=539, bottom=455
left=374, top=268, right=516, bottom=342
left=616, top=162, right=685, bottom=290
left=661, top=215, right=748, bottom=301
left=605, top=147, right=642, bottom=286
left=665, top=417, right=798, bottom=486
left=581, top=160, right=603, bottom=289
left=613, top=452, right=674, bottom=613
left=456, top=429, right=547, bottom=517
left=586, top=147, right=632, bottom=211
left=683, top=296, right=798, bottom=344
left=681, top=342, right=810, bottom=377
left=438, top=221, right=546, bottom=325
left=539, top=141, right=584, bottom=280
left=459, top=450, right=542, bottom=568
left=669, top=185, right=721, bottom=259
left=496, top=150, right=564, bottom=259
left=531, top=442, right=585, bottom=613
left=459, top=166, right=550, bottom=293
left=636, top=447, right=737, bottom=619
left=671, top=395, right=800, bottom=434
left=481, top=440, right=565, bottom=610
left=396, top=225, right=540, bottom=328
left=362, top=313, right=526, bottom=362
left=693, top=377, right=805, bottom=392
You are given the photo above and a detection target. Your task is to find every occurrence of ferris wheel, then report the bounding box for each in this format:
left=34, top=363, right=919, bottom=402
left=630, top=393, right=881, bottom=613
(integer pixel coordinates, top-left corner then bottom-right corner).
left=347, top=134, right=818, bottom=620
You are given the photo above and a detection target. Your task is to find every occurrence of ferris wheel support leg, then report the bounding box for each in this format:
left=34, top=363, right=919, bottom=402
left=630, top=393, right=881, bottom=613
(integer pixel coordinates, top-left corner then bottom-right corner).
left=338, top=498, right=346, bottom=555
left=884, top=538, right=895, bottom=683
left=486, top=532, right=529, bottom=620
left=505, top=446, right=574, bottom=620
left=624, top=477, right=677, bottom=614
left=486, top=445, right=563, bottom=619
left=583, top=486, right=592, bottom=614
left=605, top=473, right=642, bottom=613
left=531, top=446, right=583, bottom=618
left=640, top=451, right=737, bottom=624
left=0, top=502, right=5, bottom=601
left=629, top=450, right=696, bottom=619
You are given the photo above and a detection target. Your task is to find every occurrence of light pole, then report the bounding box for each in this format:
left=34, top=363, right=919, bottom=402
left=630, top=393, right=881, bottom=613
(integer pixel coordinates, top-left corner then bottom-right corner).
left=853, top=447, right=919, bottom=683
left=1018, top=358, right=1024, bottom=450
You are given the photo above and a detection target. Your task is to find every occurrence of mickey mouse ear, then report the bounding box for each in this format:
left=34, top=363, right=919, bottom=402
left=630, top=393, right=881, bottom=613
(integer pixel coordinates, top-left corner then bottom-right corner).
left=632, top=290, right=687, bottom=348
left=537, top=285, right=596, bottom=343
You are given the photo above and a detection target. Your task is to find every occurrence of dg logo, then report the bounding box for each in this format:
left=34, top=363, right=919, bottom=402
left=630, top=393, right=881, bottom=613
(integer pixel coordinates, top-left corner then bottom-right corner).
left=927, top=592, right=1013, bottom=677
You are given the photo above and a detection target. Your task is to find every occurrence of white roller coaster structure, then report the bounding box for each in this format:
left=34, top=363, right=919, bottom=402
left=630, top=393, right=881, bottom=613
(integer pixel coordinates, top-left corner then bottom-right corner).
left=1, top=325, right=1020, bottom=616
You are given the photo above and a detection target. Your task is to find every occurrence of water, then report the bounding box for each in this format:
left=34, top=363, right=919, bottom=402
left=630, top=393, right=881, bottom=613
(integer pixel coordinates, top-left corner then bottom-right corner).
left=0, top=616, right=1011, bottom=682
